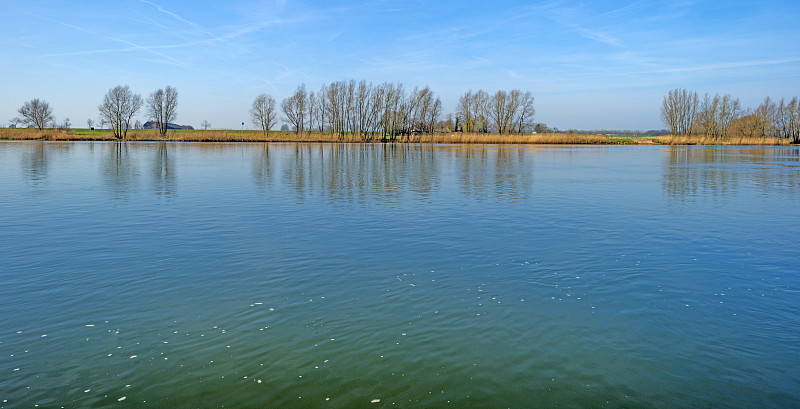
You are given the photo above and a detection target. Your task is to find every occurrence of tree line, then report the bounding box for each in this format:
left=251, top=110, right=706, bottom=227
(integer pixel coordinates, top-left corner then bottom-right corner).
left=661, top=88, right=800, bottom=143
left=250, top=80, right=535, bottom=140
left=98, top=85, right=178, bottom=139
left=253, top=81, right=446, bottom=140
left=11, top=85, right=178, bottom=140
left=12, top=81, right=536, bottom=141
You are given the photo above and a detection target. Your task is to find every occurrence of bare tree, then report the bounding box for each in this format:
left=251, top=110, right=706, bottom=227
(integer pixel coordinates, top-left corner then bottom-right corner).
left=472, top=90, right=490, bottom=133
left=426, top=96, right=441, bottom=133
left=16, top=98, right=55, bottom=130
left=281, top=84, right=308, bottom=134
left=147, top=86, right=179, bottom=137
left=351, top=80, right=381, bottom=138
left=754, top=97, right=777, bottom=138
left=385, top=83, right=405, bottom=138
left=694, top=93, right=741, bottom=139
left=316, top=85, right=328, bottom=133
left=250, top=94, right=277, bottom=135
left=791, top=97, right=800, bottom=143
left=324, top=82, right=342, bottom=137
left=409, top=86, right=438, bottom=134
left=306, top=91, right=317, bottom=133
left=490, top=90, right=523, bottom=134
left=774, top=97, right=799, bottom=141
left=99, top=85, right=143, bottom=139
left=517, top=91, right=535, bottom=133
left=660, top=88, right=698, bottom=136
left=200, top=120, right=211, bottom=130
left=457, top=90, right=476, bottom=132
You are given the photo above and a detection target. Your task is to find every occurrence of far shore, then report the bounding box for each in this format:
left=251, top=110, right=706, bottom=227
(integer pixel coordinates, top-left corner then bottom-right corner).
left=0, top=128, right=795, bottom=146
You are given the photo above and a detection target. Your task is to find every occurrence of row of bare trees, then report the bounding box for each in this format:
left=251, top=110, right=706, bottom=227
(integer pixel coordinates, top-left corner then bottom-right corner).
left=98, top=85, right=178, bottom=139
left=267, top=81, right=444, bottom=140
left=249, top=81, right=536, bottom=140
left=457, top=89, right=535, bottom=134
left=739, top=97, right=800, bottom=142
left=660, top=88, right=800, bottom=142
left=11, top=85, right=178, bottom=139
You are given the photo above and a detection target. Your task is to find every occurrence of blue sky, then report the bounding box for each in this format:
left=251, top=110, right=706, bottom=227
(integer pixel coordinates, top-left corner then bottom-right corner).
left=2, top=0, right=799, bottom=130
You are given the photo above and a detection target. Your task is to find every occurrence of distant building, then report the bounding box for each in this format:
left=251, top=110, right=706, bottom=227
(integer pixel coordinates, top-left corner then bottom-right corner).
left=533, top=123, right=549, bottom=133
left=143, top=121, right=194, bottom=130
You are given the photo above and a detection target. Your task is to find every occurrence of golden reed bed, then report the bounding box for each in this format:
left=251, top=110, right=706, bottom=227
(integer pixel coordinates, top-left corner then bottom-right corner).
left=653, top=135, right=792, bottom=146
left=0, top=129, right=625, bottom=144
left=0, top=128, right=794, bottom=145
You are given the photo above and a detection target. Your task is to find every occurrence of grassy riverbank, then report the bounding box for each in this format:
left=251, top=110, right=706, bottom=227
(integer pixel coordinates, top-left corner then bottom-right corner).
left=1, top=128, right=795, bottom=145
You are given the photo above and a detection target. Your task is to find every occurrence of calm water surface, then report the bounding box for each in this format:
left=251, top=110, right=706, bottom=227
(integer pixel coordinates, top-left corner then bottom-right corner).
left=1, top=142, right=799, bottom=408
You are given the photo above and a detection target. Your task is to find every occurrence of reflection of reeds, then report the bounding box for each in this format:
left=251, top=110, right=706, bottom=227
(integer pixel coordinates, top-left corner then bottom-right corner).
left=655, top=135, right=791, bottom=146
left=409, top=133, right=614, bottom=144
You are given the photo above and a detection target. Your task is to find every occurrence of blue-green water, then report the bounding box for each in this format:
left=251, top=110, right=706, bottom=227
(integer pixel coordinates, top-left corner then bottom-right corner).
left=1, top=142, right=799, bottom=408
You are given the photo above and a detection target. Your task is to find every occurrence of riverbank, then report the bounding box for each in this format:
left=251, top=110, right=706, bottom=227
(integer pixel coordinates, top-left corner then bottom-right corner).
left=654, top=134, right=794, bottom=145
left=0, top=128, right=794, bottom=145
left=0, top=128, right=627, bottom=144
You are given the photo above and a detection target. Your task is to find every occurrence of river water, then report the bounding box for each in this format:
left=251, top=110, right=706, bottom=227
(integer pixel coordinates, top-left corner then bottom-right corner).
left=1, top=142, right=799, bottom=408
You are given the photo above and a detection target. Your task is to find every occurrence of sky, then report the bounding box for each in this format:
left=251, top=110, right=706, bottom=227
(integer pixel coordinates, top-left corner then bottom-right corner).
left=1, top=0, right=799, bottom=131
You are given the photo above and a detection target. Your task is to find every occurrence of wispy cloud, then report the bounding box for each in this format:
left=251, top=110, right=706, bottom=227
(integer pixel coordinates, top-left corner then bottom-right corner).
left=574, top=27, right=621, bottom=47
left=638, top=58, right=800, bottom=74
left=139, top=0, right=223, bottom=41
left=537, top=2, right=624, bottom=47
left=139, top=0, right=198, bottom=28
left=32, top=15, right=191, bottom=68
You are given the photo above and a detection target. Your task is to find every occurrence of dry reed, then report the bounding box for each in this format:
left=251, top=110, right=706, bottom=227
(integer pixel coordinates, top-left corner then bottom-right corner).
left=0, top=128, right=623, bottom=144
left=654, top=135, right=791, bottom=146
left=3, top=128, right=793, bottom=145
left=409, top=132, right=618, bottom=144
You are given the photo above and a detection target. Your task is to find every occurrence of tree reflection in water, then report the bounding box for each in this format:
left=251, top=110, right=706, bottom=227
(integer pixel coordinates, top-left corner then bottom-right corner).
left=663, top=146, right=800, bottom=203
left=152, top=142, right=176, bottom=198
left=250, top=143, right=538, bottom=205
